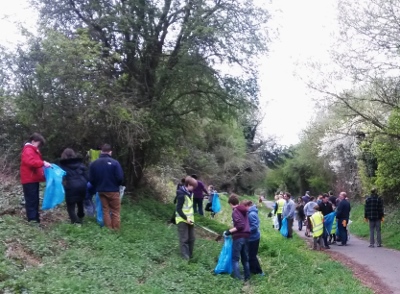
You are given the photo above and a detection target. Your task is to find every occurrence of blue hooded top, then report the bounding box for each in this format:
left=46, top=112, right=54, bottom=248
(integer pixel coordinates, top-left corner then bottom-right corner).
left=248, top=205, right=261, bottom=241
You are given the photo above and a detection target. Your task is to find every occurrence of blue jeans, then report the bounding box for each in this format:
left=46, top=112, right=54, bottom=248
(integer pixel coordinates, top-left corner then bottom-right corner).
left=232, top=238, right=250, bottom=280
left=193, top=198, right=204, bottom=216
left=338, top=218, right=348, bottom=245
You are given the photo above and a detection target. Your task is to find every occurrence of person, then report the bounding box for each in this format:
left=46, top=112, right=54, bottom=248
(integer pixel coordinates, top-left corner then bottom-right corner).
left=364, top=188, right=384, bottom=248
left=302, top=191, right=311, bottom=204
left=274, top=193, right=286, bottom=230
left=205, top=185, right=216, bottom=217
left=328, top=191, right=337, bottom=207
left=282, top=193, right=296, bottom=238
left=336, top=192, right=351, bottom=246
left=319, top=193, right=333, bottom=249
left=224, top=195, right=250, bottom=281
left=20, top=133, right=51, bottom=225
left=295, top=197, right=305, bottom=231
left=317, top=195, right=323, bottom=205
left=303, top=196, right=317, bottom=237
left=310, top=205, right=324, bottom=250
left=241, top=200, right=264, bottom=275
left=175, top=176, right=198, bottom=260
left=59, top=148, right=88, bottom=224
left=190, top=174, right=209, bottom=216
left=89, top=144, right=124, bottom=230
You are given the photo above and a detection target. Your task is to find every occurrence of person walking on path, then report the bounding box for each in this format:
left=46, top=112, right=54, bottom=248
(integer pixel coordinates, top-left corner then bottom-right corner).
left=282, top=192, right=296, bottom=238
left=59, top=148, right=88, bottom=225
left=274, top=193, right=286, bottom=230
left=336, top=192, right=351, bottom=246
left=89, top=144, right=124, bottom=230
left=175, top=176, right=198, bottom=260
left=295, top=197, right=305, bottom=231
left=364, top=188, right=384, bottom=248
left=303, top=196, right=317, bottom=237
left=20, top=133, right=52, bottom=225
left=319, top=194, right=333, bottom=249
left=241, top=200, right=264, bottom=275
left=190, top=174, right=209, bottom=216
left=224, top=195, right=250, bottom=281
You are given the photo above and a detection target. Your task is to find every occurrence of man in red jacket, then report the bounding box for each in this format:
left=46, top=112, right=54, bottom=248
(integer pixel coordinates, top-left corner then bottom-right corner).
left=224, top=194, right=251, bottom=281
left=20, top=133, right=51, bottom=224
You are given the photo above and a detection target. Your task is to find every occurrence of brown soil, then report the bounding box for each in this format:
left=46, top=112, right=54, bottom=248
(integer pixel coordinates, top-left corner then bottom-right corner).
left=4, top=240, right=42, bottom=267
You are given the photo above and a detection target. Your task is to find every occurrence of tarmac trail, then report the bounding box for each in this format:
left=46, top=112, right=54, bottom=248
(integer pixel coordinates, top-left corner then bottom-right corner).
left=263, top=200, right=400, bottom=294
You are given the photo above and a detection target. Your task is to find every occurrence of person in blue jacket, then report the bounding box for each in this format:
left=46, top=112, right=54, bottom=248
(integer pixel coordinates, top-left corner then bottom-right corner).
left=242, top=200, right=264, bottom=275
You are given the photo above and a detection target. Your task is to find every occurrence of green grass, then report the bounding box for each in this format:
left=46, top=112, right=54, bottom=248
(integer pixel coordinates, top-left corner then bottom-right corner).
left=0, top=194, right=371, bottom=293
left=350, top=202, right=400, bottom=250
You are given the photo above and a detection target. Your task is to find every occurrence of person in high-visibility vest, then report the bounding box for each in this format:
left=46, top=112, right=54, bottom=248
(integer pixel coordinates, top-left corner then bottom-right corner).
left=175, top=176, right=198, bottom=260
left=310, top=205, right=324, bottom=250
left=274, top=193, right=286, bottom=230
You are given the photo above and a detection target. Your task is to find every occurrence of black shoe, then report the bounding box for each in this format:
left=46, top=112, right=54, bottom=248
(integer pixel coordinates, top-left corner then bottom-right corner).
left=337, top=244, right=347, bottom=246
left=377, top=244, right=382, bottom=247
left=368, top=244, right=374, bottom=248
left=325, top=246, right=331, bottom=249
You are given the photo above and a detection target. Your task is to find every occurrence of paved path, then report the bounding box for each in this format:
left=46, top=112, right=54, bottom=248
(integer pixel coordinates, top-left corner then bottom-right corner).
left=263, top=200, right=400, bottom=293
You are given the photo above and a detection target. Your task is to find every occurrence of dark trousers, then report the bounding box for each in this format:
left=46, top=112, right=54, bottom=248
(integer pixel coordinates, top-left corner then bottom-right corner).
left=298, top=219, right=303, bottom=231
left=205, top=202, right=213, bottom=212
left=177, top=222, right=195, bottom=259
left=232, top=238, right=250, bottom=280
left=287, top=218, right=294, bottom=238
left=193, top=198, right=204, bottom=216
left=248, top=238, right=263, bottom=274
left=22, top=183, right=40, bottom=222
left=369, top=220, right=382, bottom=246
left=66, top=200, right=85, bottom=224
left=277, top=213, right=283, bottom=230
left=322, top=225, right=329, bottom=247
left=338, top=218, right=348, bottom=245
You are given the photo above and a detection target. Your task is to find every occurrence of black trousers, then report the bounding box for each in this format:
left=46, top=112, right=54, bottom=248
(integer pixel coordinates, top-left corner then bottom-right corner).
left=248, top=238, right=263, bottom=274
left=277, top=213, right=283, bottom=230
left=66, top=200, right=85, bottom=224
left=22, top=183, right=40, bottom=222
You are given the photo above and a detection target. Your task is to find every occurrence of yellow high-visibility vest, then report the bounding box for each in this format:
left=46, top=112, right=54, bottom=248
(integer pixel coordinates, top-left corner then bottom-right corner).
left=331, top=219, right=337, bottom=234
left=277, top=199, right=285, bottom=214
left=88, top=149, right=101, bottom=163
left=175, top=195, right=194, bottom=224
left=310, top=211, right=324, bottom=237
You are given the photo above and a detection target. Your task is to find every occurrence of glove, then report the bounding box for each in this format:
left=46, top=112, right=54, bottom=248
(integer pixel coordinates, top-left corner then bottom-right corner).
left=342, top=220, right=347, bottom=227
left=223, top=230, right=232, bottom=236
left=364, top=218, right=368, bottom=222
left=381, top=217, right=384, bottom=223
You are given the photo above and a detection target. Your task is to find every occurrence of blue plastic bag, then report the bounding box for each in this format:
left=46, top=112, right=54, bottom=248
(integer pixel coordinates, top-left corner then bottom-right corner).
left=214, top=235, right=233, bottom=274
left=280, top=217, right=288, bottom=237
left=324, top=211, right=337, bottom=234
left=42, top=164, right=66, bottom=210
left=211, top=193, right=221, bottom=214
left=95, top=193, right=104, bottom=227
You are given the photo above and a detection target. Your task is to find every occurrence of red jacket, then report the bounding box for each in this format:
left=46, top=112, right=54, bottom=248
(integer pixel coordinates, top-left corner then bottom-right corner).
left=20, top=144, right=45, bottom=184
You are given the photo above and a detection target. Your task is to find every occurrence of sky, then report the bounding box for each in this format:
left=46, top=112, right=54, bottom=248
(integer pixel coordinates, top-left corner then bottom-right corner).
left=0, top=0, right=339, bottom=146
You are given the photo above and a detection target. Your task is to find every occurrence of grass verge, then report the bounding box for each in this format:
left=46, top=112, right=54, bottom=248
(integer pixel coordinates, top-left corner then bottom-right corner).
left=0, top=194, right=371, bottom=293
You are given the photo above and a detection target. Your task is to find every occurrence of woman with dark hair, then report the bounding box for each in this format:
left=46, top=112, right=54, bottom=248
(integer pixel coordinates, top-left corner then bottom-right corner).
left=59, top=148, right=88, bottom=224
left=20, top=133, right=52, bottom=225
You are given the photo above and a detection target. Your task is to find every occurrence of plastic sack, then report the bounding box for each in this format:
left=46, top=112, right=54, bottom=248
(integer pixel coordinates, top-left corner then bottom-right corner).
left=119, top=186, right=126, bottom=201
left=211, top=193, right=221, bottom=213
left=95, top=193, right=104, bottom=227
left=280, top=217, right=288, bottom=237
left=273, top=215, right=279, bottom=229
left=324, top=211, right=337, bottom=234
left=214, top=235, right=233, bottom=274
left=42, top=164, right=66, bottom=210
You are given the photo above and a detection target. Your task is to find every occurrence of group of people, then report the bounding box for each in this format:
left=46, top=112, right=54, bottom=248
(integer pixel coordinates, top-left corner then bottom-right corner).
left=20, top=133, right=124, bottom=230
left=273, top=188, right=385, bottom=249
left=174, top=176, right=264, bottom=280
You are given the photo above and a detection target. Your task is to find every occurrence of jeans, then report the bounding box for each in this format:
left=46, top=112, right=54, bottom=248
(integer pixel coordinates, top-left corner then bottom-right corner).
left=338, top=218, right=348, bottom=245
left=369, top=220, right=382, bottom=246
left=248, top=238, right=263, bottom=274
left=22, top=183, right=40, bottom=222
left=232, top=238, right=250, bottom=280
left=277, top=213, right=282, bottom=230
left=177, top=222, right=195, bottom=259
left=298, top=220, right=303, bottom=231
left=99, top=192, right=121, bottom=230
left=66, top=200, right=85, bottom=224
left=193, top=198, right=204, bottom=216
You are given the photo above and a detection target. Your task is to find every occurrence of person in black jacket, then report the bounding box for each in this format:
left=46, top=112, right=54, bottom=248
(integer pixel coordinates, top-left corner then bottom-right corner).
left=59, top=148, right=88, bottom=224
left=319, top=194, right=333, bottom=249
left=336, top=192, right=351, bottom=246
left=364, top=188, right=384, bottom=247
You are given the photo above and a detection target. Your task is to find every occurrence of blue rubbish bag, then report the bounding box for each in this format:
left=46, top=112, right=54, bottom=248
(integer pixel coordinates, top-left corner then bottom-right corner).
left=84, top=182, right=96, bottom=217
left=214, top=235, right=233, bottom=274
left=95, top=193, right=104, bottom=227
left=211, top=193, right=221, bottom=214
left=280, top=217, right=288, bottom=237
left=42, top=164, right=66, bottom=210
left=324, top=211, right=337, bottom=234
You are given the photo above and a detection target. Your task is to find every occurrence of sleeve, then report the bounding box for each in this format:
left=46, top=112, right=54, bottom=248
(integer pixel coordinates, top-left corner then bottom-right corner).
left=274, top=202, right=277, bottom=214
left=336, top=202, right=342, bottom=219
left=22, top=148, right=44, bottom=168
left=89, top=163, right=96, bottom=188
left=248, top=213, right=258, bottom=234
left=176, top=194, right=187, bottom=220
left=81, top=164, right=89, bottom=181
left=364, top=199, right=368, bottom=219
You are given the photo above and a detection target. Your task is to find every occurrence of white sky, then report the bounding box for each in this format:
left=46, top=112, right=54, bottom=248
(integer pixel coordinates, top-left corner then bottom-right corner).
left=0, top=0, right=339, bottom=146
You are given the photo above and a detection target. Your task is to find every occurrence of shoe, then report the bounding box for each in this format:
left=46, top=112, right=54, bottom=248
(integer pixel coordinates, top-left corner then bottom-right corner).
left=337, top=244, right=347, bottom=246
left=377, top=244, right=382, bottom=247
left=325, top=246, right=331, bottom=249
left=368, top=245, right=374, bottom=248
